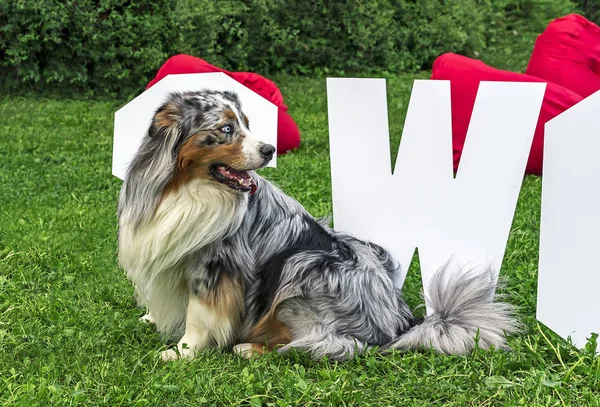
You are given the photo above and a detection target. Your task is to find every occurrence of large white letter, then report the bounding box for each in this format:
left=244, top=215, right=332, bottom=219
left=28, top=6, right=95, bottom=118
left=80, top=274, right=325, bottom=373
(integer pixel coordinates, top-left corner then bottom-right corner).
left=538, top=90, right=600, bottom=349
left=327, top=79, right=545, bottom=301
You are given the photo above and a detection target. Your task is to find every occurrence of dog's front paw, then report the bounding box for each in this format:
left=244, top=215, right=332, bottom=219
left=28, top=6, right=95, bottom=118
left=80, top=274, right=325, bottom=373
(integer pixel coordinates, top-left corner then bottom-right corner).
left=233, top=343, right=264, bottom=359
left=160, top=348, right=180, bottom=361
left=160, top=346, right=196, bottom=361
left=140, top=313, right=155, bottom=324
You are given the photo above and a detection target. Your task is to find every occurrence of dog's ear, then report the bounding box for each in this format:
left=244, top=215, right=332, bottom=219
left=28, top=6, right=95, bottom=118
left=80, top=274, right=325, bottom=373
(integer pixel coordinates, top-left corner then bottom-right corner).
left=119, top=95, right=185, bottom=228
left=149, top=96, right=188, bottom=159
left=150, top=98, right=182, bottom=138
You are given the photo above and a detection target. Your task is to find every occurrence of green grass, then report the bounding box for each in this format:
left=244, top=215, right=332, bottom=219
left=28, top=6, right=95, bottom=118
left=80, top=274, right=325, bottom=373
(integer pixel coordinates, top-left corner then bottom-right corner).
left=1, top=75, right=599, bottom=407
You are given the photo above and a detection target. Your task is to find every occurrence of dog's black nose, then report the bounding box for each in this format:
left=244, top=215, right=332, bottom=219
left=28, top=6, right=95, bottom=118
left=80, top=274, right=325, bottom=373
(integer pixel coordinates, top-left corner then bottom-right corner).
left=259, top=144, right=276, bottom=159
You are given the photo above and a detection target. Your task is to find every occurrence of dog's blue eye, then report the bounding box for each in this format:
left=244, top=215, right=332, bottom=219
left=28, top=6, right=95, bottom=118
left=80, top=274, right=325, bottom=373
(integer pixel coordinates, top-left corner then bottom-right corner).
left=221, top=125, right=232, bottom=134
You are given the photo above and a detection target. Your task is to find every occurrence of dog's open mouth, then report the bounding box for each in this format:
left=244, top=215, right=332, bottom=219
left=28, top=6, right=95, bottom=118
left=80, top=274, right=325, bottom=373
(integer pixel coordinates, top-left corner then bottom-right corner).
left=210, top=164, right=257, bottom=193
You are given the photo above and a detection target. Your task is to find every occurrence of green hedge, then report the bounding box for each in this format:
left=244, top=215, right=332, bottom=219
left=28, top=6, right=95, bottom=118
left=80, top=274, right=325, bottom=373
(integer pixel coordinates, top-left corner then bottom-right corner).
left=575, top=0, right=600, bottom=24
left=0, top=0, right=579, bottom=96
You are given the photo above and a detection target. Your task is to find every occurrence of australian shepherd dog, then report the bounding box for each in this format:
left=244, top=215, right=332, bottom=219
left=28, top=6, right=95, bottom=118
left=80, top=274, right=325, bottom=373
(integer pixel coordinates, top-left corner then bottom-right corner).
left=117, top=90, right=518, bottom=361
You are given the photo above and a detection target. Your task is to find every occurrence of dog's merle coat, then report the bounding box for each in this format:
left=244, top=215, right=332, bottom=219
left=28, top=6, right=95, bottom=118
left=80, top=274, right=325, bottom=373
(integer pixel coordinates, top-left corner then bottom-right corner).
left=118, top=90, right=518, bottom=360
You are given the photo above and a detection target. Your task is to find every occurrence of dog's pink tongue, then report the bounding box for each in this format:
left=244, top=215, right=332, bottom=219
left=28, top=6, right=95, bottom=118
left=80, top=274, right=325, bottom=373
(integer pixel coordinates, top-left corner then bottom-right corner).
left=217, top=166, right=256, bottom=193
left=237, top=171, right=251, bottom=180
left=220, top=167, right=250, bottom=180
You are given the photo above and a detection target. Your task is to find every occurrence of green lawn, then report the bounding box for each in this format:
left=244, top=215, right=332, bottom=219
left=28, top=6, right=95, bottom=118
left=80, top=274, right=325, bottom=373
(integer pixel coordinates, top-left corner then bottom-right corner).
left=1, top=75, right=599, bottom=406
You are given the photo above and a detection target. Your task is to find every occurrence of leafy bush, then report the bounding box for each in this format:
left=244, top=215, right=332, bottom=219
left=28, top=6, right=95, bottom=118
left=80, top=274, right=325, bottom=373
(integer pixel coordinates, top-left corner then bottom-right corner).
left=0, top=0, right=579, bottom=96
left=479, top=0, right=580, bottom=71
left=0, top=0, right=246, bottom=95
left=575, top=0, right=600, bottom=24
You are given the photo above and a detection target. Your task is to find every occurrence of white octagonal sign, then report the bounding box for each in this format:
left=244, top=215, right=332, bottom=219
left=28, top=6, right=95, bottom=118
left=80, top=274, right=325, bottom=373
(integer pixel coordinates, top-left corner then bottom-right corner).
left=113, top=72, right=278, bottom=180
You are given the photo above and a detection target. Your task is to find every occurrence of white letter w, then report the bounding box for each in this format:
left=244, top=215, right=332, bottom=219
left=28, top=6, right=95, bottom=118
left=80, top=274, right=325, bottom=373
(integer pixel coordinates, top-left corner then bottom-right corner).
left=326, top=79, right=545, bottom=302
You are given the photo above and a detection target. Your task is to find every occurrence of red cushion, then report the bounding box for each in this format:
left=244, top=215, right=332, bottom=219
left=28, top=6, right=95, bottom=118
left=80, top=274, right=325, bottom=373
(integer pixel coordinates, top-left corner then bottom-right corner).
left=431, top=53, right=583, bottom=175
left=527, top=14, right=600, bottom=99
left=146, top=54, right=301, bottom=154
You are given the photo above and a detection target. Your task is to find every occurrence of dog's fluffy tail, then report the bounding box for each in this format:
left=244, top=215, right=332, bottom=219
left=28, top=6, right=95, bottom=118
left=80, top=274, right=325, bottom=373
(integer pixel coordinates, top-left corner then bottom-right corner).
left=388, top=268, right=520, bottom=355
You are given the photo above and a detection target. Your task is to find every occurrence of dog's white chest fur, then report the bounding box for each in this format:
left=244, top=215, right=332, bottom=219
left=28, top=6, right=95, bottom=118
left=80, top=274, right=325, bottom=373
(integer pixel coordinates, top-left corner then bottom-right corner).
left=118, top=179, right=246, bottom=332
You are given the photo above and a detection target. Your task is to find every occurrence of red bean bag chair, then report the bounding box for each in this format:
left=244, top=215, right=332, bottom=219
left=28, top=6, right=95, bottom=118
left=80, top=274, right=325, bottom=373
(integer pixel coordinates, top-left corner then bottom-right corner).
left=431, top=53, right=583, bottom=175
left=146, top=54, right=301, bottom=155
left=527, top=14, right=600, bottom=99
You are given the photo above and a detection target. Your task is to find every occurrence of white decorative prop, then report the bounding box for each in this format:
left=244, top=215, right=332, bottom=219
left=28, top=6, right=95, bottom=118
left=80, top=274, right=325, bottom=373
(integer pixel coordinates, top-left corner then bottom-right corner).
left=112, top=72, right=278, bottom=180
left=327, top=79, right=545, bottom=306
left=537, top=90, right=600, bottom=348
